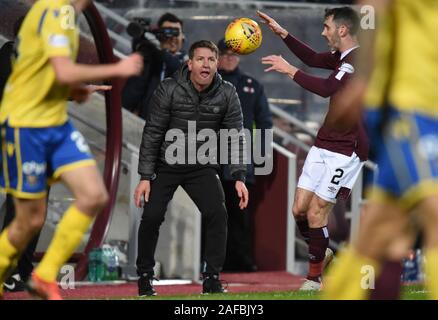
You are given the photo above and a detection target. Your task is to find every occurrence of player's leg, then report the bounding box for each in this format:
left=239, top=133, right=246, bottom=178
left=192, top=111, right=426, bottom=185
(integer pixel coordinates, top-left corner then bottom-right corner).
left=370, top=228, right=416, bottom=300
left=301, top=149, right=363, bottom=290
left=2, top=193, right=43, bottom=292
left=292, top=187, right=314, bottom=243
left=323, top=199, right=410, bottom=299
left=36, top=164, right=107, bottom=279
left=28, top=122, right=106, bottom=298
left=292, top=146, right=325, bottom=243
left=182, top=168, right=227, bottom=293
left=300, top=195, right=333, bottom=289
left=367, top=214, right=417, bottom=300
left=29, top=164, right=107, bottom=299
left=0, top=198, right=47, bottom=296
left=370, top=260, right=403, bottom=300
left=416, top=196, right=438, bottom=299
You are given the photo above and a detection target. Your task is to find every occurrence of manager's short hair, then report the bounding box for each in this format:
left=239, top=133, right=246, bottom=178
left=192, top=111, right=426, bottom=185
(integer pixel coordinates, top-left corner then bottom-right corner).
left=188, top=40, right=219, bottom=59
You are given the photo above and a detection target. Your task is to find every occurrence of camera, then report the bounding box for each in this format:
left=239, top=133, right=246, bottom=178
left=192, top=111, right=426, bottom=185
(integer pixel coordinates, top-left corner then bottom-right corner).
left=127, top=17, right=180, bottom=42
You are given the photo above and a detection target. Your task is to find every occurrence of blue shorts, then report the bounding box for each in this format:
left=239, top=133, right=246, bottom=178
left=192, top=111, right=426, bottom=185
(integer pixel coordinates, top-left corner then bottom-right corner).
left=0, top=120, right=95, bottom=199
left=365, top=106, right=438, bottom=209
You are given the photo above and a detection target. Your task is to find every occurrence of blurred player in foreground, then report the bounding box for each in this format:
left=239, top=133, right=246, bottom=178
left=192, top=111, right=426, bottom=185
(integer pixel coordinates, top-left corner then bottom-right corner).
left=323, top=0, right=438, bottom=299
left=0, top=0, right=142, bottom=299
left=258, top=8, right=369, bottom=290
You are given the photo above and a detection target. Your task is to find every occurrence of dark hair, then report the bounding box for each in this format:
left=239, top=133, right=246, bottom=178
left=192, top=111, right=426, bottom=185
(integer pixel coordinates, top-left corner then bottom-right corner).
left=158, top=12, right=183, bottom=29
left=324, top=7, right=360, bottom=36
left=189, top=40, right=218, bottom=59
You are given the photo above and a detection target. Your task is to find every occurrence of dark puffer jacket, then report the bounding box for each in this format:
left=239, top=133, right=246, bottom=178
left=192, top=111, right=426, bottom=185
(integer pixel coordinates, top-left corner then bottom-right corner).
left=138, top=64, right=247, bottom=181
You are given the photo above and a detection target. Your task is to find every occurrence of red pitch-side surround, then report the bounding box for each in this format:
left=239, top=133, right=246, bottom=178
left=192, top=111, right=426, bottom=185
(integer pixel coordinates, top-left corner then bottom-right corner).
left=74, top=4, right=123, bottom=280
left=253, top=151, right=289, bottom=270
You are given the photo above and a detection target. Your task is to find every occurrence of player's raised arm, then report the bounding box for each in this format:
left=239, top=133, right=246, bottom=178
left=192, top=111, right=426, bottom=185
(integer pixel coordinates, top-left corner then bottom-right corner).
left=257, top=10, right=337, bottom=69
left=256, top=10, right=288, bottom=39
left=262, top=54, right=350, bottom=98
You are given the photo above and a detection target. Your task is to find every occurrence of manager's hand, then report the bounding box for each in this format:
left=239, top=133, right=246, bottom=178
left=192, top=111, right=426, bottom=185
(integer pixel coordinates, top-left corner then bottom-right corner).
left=134, top=180, right=151, bottom=208
left=235, top=181, right=249, bottom=210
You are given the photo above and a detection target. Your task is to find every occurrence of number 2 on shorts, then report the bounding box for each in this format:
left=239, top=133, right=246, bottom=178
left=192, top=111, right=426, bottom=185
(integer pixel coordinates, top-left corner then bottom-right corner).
left=331, top=168, right=344, bottom=185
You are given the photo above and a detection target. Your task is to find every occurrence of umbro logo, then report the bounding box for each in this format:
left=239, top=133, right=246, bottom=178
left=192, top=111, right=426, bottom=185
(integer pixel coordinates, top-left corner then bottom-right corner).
left=328, top=186, right=337, bottom=193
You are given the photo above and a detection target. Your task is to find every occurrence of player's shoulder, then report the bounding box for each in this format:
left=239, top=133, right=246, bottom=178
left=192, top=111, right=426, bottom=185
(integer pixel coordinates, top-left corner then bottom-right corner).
left=27, top=0, right=69, bottom=26
left=32, top=0, right=66, bottom=11
left=342, top=47, right=359, bottom=65
left=337, top=49, right=358, bottom=75
left=338, top=61, right=355, bottom=75
left=40, top=0, right=70, bottom=7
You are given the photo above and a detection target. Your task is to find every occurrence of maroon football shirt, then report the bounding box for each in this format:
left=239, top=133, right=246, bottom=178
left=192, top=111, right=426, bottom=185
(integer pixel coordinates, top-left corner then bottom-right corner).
left=283, top=34, right=369, bottom=161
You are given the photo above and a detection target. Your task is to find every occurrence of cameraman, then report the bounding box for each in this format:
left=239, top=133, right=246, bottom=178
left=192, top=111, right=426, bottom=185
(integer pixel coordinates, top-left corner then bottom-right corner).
left=122, top=13, right=187, bottom=120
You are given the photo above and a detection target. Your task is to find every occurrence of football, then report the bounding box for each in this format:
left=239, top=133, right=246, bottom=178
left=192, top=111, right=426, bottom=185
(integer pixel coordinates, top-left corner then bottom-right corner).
left=224, top=18, right=262, bottom=55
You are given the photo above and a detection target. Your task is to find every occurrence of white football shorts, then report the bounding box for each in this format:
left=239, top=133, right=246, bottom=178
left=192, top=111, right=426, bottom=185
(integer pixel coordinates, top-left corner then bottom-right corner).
left=297, top=146, right=364, bottom=203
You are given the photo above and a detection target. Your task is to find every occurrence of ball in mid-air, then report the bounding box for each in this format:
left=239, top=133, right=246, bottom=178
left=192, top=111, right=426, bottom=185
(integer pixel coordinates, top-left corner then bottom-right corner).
left=224, top=18, right=262, bottom=55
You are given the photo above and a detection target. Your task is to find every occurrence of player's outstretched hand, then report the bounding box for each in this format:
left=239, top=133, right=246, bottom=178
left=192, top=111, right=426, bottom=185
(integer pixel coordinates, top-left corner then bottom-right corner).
left=86, top=84, right=113, bottom=93
left=134, top=180, right=151, bottom=208
left=257, top=11, right=288, bottom=39
left=118, top=53, right=144, bottom=78
left=70, top=84, right=112, bottom=104
left=70, top=84, right=91, bottom=104
left=261, top=55, right=298, bottom=78
left=235, top=181, right=249, bottom=210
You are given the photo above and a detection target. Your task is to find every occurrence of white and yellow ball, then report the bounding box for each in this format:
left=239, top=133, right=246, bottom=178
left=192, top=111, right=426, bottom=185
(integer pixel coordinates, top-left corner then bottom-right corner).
left=224, top=18, right=262, bottom=55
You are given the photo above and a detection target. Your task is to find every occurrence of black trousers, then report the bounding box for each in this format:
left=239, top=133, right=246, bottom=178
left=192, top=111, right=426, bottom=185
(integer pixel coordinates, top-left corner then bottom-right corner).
left=1, top=194, right=40, bottom=282
left=221, top=181, right=255, bottom=271
left=136, top=166, right=227, bottom=276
